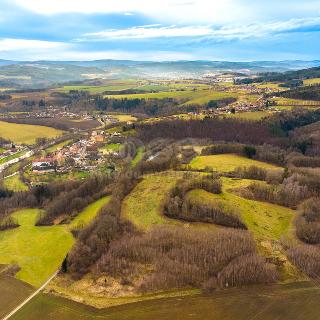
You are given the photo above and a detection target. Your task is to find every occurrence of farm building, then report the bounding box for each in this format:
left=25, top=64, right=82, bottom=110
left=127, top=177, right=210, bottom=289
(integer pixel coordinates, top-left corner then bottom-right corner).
left=32, top=158, right=56, bottom=173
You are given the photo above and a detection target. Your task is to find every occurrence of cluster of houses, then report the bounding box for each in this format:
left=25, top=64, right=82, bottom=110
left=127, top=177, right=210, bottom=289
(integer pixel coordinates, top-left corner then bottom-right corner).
left=0, top=107, right=95, bottom=121
left=32, top=130, right=122, bottom=173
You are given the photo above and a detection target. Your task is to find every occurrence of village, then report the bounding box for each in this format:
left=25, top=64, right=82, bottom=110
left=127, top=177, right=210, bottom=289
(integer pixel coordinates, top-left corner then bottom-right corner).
left=31, top=129, right=123, bottom=175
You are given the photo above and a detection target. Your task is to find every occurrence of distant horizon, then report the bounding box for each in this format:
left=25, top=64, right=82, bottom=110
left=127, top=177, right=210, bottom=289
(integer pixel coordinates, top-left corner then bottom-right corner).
left=1, top=58, right=320, bottom=63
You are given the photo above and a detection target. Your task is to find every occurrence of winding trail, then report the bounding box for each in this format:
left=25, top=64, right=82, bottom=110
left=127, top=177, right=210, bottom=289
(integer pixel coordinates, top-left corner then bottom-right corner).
left=1, top=270, right=59, bottom=320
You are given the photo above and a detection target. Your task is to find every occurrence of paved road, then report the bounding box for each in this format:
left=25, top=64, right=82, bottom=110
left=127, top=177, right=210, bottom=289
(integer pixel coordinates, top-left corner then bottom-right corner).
left=0, top=150, right=34, bottom=173
left=1, top=270, right=59, bottom=320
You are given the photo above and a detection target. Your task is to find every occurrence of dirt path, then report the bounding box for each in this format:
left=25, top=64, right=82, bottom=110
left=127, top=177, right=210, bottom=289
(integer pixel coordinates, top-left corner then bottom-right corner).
left=1, top=270, right=59, bottom=320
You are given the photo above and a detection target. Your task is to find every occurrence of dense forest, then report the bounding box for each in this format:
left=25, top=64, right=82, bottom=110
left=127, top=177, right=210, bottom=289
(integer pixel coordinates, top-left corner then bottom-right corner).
left=235, top=66, right=320, bottom=84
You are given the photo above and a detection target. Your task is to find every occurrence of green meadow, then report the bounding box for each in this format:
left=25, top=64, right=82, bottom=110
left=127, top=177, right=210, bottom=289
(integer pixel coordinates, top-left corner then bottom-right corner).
left=189, top=154, right=281, bottom=173
left=0, top=197, right=110, bottom=287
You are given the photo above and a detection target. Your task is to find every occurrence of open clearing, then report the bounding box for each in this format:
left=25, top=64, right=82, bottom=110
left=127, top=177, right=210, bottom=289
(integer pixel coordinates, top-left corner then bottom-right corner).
left=104, top=89, right=238, bottom=106
left=122, top=172, right=219, bottom=231
left=58, top=84, right=138, bottom=93
left=99, top=143, right=122, bottom=154
left=11, top=282, right=320, bottom=320
left=121, top=173, right=180, bottom=229
left=187, top=177, right=294, bottom=242
left=0, top=197, right=109, bottom=287
left=189, top=154, right=281, bottom=172
left=0, top=121, right=64, bottom=144
left=4, top=174, right=28, bottom=192
left=223, top=111, right=272, bottom=121
left=303, top=78, right=320, bottom=85
left=109, top=114, right=137, bottom=122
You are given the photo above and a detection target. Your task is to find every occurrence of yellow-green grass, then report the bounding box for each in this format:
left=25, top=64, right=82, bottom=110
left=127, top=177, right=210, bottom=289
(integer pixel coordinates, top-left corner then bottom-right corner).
left=70, top=196, right=110, bottom=229
left=223, top=111, right=272, bottom=121
left=99, top=143, right=121, bottom=154
left=105, top=89, right=238, bottom=106
left=0, top=121, right=64, bottom=144
left=45, top=140, right=72, bottom=153
left=187, top=177, right=295, bottom=242
left=131, top=147, right=144, bottom=167
left=121, top=172, right=218, bottom=231
left=121, top=173, right=179, bottom=229
left=25, top=169, right=91, bottom=185
left=180, top=90, right=238, bottom=106
left=0, top=209, right=74, bottom=287
left=4, top=174, right=28, bottom=192
left=135, top=84, right=171, bottom=92
left=275, top=105, right=295, bottom=111
left=58, top=84, right=137, bottom=93
left=255, top=82, right=285, bottom=89
left=189, top=154, right=281, bottom=173
left=109, top=114, right=137, bottom=122
left=0, top=197, right=109, bottom=287
left=272, top=97, right=320, bottom=107
left=303, top=78, right=320, bottom=85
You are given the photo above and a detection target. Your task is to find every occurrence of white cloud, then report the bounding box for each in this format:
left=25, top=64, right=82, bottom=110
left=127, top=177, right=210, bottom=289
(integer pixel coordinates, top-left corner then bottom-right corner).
left=0, top=38, right=68, bottom=51
left=80, top=17, right=320, bottom=42
left=0, top=38, right=70, bottom=60
left=0, top=38, right=195, bottom=61
left=13, top=0, right=320, bottom=25
left=13, top=0, right=250, bottom=24
left=56, top=50, right=196, bottom=61
left=82, top=25, right=213, bottom=40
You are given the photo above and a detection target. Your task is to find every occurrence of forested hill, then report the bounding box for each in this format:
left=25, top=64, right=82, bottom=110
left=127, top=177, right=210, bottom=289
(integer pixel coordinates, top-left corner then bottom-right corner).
left=237, top=66, right=320, bottom=84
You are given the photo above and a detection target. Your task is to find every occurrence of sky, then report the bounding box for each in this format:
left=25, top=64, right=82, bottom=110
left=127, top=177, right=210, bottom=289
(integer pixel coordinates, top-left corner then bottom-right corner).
left=0, top=0, right=320, bottom=61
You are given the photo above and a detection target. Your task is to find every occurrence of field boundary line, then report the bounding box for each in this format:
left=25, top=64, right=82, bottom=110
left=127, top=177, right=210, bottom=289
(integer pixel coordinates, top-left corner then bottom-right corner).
left=1, top=270, right=59, bottom=320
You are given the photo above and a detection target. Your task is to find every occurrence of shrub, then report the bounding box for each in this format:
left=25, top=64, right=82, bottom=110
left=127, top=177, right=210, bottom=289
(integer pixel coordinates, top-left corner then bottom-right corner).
left=234, top=165, right=268, bottom=181
left=289, top=155, right=320, bottom=168
left=296, top=198, right=320, bottom=244
left=240, top=176, right=311, bottom=208
left=169, top=197, right=247, bottom=229
left=287, top=245, right=320, bottom=278
left=95, top=226, right=272, bottom=293
left=0, top=216, right=19, bottom=231
left=214, top=255, right=278, bottom=288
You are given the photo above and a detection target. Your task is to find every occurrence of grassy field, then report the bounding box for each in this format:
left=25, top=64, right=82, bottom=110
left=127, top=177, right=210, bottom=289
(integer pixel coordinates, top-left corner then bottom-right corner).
left=303, top=78, right=320, bottom=85
left=0, top=121, right=64, bottom=144
left=109, top=114, right=137, bottom=122
left=69, top=197, right=110, bottom=229
left=0, top=197, right=109, bottom=287
left=105, top=89, right=238, bottom=106
left=121, top=172, right=219, bottom=231
left=45, top=139, right=72, bottom=153
left=187, top=177, right=294, bottom=242
left=4, top=174, right=28, bottom=192
left=255, top=82, right=285, bottom=89
left=58, top=84, right=138, bottom=93
left=99, top=143, right=121, bottom=154
left=223, top=111, right=272, bottom=121
left=272, top=97, right=320, bottom=107
left=11, top=282, right=320, bottom=320
left=189, top=154, right=281, bottom=173
left=131, top=147, right=144, bottom=167
left=121, top=173, right=180, bottom=229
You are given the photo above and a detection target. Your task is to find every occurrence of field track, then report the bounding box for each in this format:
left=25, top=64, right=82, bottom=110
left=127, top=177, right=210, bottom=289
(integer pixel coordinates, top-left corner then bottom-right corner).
left=1, top=271, right=58, bottom=320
